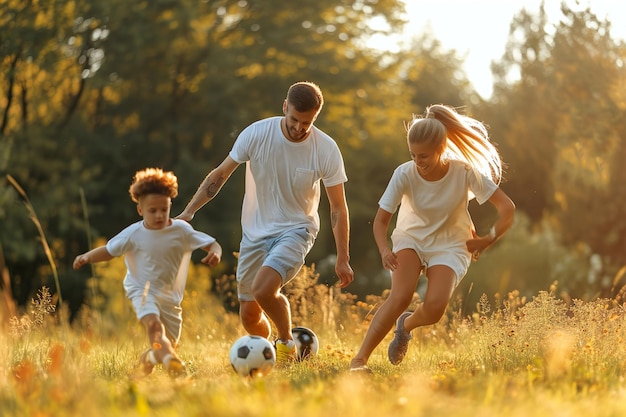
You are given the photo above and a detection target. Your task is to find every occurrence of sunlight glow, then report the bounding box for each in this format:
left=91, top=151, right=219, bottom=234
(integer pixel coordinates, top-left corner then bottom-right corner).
left=372, top=0, right=626, bottom=98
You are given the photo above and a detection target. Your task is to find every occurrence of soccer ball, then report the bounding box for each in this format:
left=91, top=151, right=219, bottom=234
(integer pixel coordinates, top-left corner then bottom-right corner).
left=229, top=335, right=276, bottom=377
left=291, top=327, right=319, bottom=361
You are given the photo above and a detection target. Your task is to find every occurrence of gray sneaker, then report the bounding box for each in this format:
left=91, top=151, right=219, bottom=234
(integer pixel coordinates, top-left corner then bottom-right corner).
left=388, top=312, right=412, bottom=365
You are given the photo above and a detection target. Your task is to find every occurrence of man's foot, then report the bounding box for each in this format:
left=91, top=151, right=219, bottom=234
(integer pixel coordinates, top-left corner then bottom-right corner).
left=134, top=349, right=157, bottom=378
left=388, top=312, right=413, bottom=365
left=275, top=339, right=296, bottom=366
left=163, top=354, right=187, bottom=378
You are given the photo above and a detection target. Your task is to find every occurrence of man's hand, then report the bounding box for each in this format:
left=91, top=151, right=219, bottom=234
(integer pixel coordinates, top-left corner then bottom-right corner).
left=175, top=211, right=194, bottom=222
left=335, top=260, right=354, bottom=288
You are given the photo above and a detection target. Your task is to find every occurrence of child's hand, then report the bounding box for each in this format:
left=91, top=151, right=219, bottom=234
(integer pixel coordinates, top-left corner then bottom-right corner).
left=201, top=251, right=221, bottom=267
left=73, top=255, right=89, bottom=270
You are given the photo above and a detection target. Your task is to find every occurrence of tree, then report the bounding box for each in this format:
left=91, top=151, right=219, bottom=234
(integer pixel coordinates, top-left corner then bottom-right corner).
left=480, top=2, right=626, bottom=296
left=483, top=4, right=556, bottom=224
left=547, top=5, right=626, bottom=279
left=1, top=0, right=419, bottom=308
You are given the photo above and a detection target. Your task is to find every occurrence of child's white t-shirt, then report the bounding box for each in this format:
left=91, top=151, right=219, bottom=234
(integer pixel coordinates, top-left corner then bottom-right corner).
left=106, top=219, right=216, bottom=304
left=229, top=116, right=347, bottom=241
left=378, top=160, right=498, bottom=250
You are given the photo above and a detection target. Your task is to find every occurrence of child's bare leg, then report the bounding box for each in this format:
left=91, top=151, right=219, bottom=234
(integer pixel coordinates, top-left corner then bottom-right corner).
left=141, top=314, right=177, bottom=362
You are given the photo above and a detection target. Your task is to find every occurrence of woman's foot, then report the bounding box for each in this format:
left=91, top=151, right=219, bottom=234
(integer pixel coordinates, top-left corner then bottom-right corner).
left=349, top=359, right=372, bottom=373
left=388, top=312, right=413, bottom=365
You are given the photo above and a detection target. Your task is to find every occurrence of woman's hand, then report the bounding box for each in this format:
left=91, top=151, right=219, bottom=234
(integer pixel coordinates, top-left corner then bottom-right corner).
left=381, top=247, right=399, bottom=271
left=466, top=229, right=495, bottom=261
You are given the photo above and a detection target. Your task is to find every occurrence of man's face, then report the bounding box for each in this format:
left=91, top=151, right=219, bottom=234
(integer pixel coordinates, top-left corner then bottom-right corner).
left=282, top=101, right=319, bottom=142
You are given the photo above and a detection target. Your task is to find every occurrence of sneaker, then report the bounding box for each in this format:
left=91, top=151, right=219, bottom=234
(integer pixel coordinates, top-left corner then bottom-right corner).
left=163, top=354, right=187, bottom=378
left=388, top=312, right=413, bottom=365
left=275, top=339, right=296, bottom=366
left=134, top=349, right=156, bottom=378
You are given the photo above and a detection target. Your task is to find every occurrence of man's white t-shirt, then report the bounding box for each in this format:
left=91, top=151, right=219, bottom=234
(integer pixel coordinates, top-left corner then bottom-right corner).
left=378, top=160, right=498, bottom=250
left=106, top=219, right=216, bottom=304
left=229, top=116, right=347, bottom=241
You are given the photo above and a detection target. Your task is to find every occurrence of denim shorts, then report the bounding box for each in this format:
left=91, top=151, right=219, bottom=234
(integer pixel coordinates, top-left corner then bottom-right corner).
left=236, top=227, right=315, bottom=301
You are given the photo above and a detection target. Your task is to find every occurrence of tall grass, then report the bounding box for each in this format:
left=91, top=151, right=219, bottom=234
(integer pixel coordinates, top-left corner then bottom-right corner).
left=3, top=261, right=626, bottom=417
left=6, top=175, right=64, bottom=312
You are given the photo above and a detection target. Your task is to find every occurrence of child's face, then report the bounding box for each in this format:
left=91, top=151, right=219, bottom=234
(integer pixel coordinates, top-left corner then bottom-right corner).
left=137, top=194, right=172, bottom=230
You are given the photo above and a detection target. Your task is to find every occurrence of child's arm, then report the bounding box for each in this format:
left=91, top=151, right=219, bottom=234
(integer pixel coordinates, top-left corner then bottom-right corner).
left=199, top=241, right=222, bottom=267
left=73, top=246, right=114, bottom=270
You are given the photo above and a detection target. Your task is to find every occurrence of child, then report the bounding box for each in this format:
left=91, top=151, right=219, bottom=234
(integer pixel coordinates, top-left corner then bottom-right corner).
left=350, top=104, right=515, bottom=371
left=74, top=167, right=222, bottom=377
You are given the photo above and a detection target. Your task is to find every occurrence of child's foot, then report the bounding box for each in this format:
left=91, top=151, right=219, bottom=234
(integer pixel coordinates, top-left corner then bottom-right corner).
left=163, top=354, right=187, bottom=378
left=388, top=312, right=413, bottom=365
left=134, top=349, right=157, bottom=378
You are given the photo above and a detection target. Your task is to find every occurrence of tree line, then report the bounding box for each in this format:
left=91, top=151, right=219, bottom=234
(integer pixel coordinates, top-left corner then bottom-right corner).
left=1, top=0, right=625, bottom=316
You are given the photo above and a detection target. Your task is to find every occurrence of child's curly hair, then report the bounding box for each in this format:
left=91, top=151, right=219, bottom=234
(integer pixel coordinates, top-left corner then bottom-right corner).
left=128, top=168, right=178, bottom=203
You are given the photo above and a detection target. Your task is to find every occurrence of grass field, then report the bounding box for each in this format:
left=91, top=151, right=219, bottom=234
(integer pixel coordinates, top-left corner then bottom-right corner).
left=3, top=263, right=626, bottom=417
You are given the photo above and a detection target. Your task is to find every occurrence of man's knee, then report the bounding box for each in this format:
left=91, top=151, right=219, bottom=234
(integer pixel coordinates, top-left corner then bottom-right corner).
left=251, top=268, right=282, bottom=302
left=239, top=301, right=262, bottom=324
left=251, top=285, right=272, bottom=303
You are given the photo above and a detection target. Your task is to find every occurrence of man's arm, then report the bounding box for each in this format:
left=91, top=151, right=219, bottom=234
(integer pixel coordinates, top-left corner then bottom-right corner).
left=325, top=183, right=354, bottom=288
left=177, top=156, right=240, bottom=221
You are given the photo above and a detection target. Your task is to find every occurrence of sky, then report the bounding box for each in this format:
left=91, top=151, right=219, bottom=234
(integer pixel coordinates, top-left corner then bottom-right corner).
left=396, top=0, right=626, bottom=98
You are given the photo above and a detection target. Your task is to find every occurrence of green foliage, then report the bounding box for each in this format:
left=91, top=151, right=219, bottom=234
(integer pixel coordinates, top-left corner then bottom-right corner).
left=483, top=3, right=626, bottom=280
left=0, top=0, right=413, bottom=304
left=2, top=0, right=626, bottom=311
left=459, top=212, right=604, bottom=311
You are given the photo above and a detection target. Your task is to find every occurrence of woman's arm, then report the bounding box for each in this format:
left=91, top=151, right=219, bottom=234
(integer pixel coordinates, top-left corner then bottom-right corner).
left=373, top=207, right=397, bottom=271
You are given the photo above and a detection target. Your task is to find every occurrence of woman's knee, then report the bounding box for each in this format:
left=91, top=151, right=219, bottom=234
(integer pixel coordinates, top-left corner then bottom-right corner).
left=386, top=292, right=414, bottom=313
left=422, top=300, right=447, bottom=324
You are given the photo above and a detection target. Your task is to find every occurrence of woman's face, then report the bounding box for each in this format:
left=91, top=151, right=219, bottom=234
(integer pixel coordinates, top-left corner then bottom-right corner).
left=409, top=141, right=446, bottom=180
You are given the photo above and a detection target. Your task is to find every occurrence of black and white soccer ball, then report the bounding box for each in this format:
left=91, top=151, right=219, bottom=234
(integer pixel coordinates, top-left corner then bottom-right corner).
left=291, top=327, right=320, bottom=361
left=229, top=335, right=276, bottom=377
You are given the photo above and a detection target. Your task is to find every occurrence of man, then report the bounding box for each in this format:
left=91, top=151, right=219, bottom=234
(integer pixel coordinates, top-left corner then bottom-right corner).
left=177, top=81, right=354, bottom=363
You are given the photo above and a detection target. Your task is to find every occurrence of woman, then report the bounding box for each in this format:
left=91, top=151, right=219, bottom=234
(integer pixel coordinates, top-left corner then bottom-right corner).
left=350, top=104, right=515, bottom=371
